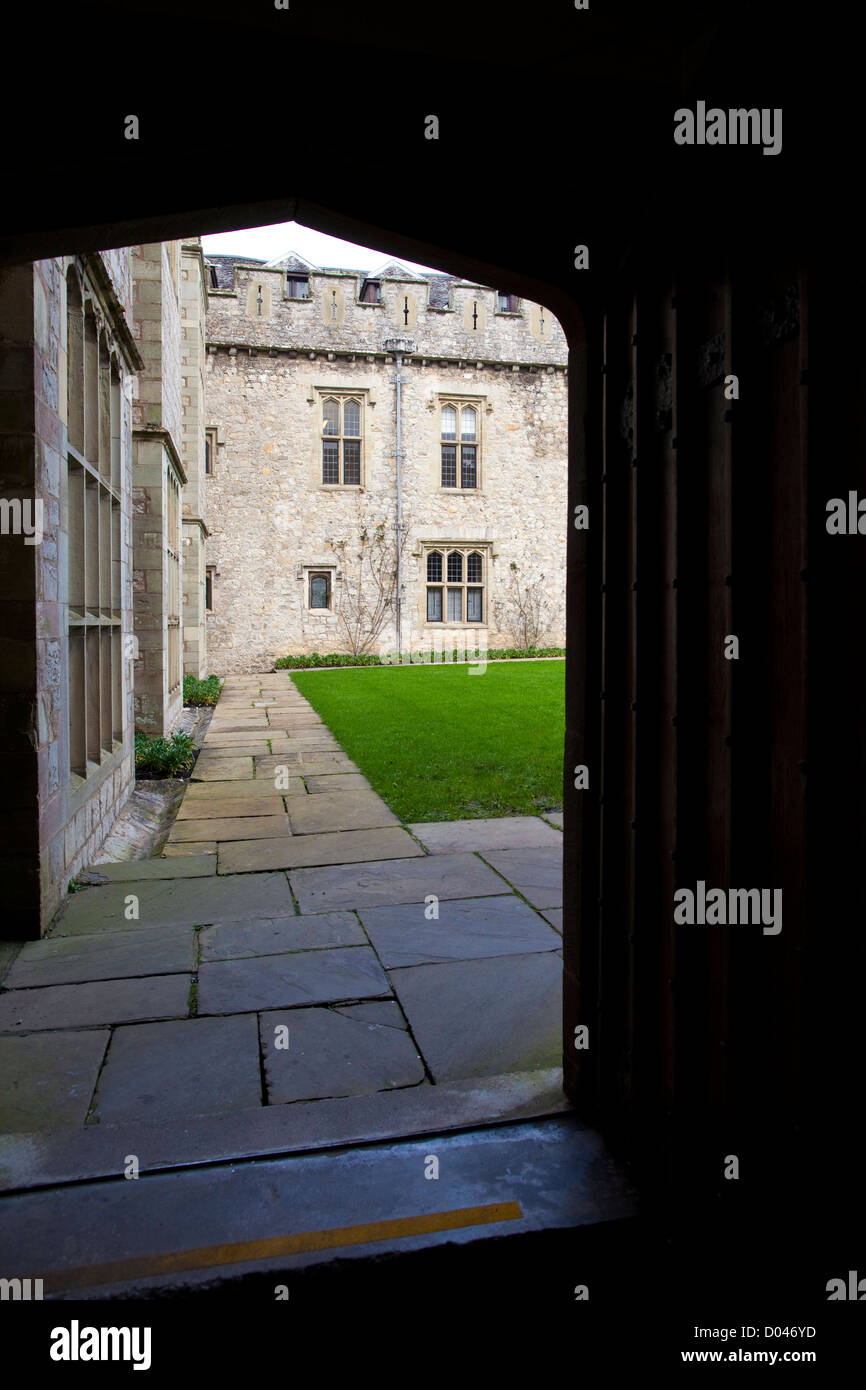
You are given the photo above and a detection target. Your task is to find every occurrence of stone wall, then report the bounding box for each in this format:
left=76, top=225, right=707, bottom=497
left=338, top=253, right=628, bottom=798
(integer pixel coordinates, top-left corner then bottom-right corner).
left=130, top=243, right=185, bottom=733
left=203, top=263, right=567, bottom=671
left=0, top=252, right=139, bottom=936
left=180, top=240, right=209, bottom=678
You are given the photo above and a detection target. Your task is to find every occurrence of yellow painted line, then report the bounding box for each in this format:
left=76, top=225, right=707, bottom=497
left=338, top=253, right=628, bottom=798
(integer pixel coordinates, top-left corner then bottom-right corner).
left=42, top=1201, right=524, bottom=1292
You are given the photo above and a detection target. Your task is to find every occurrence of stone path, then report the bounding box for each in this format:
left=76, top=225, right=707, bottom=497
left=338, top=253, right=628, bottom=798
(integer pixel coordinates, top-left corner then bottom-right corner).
left=0, top=672, right=565, bottom=1165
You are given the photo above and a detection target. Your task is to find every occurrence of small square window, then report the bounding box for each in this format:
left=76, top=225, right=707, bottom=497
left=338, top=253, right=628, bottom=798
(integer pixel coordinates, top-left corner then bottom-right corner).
left=287, top=275, right=309, bottom=298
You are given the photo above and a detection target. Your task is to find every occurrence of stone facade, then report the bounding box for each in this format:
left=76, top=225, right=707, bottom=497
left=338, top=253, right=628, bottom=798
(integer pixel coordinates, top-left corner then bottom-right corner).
left=1, top=238, right=208, bottom=936
left=180, top=240, right=209, bottom=678
left=0, top=252, right=143, bottom=934
left=130, top=242, right=186, bottom=734
left=203, top=256, right=568, bottom=671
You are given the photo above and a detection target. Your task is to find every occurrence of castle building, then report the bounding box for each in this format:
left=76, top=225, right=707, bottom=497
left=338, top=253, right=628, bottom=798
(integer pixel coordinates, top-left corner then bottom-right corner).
left=0, top=237, right=565, bottom=935
left=202, top=252, right=568, bottom=671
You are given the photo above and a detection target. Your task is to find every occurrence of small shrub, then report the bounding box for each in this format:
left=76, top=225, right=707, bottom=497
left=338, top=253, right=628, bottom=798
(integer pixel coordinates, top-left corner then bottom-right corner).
left=274, top=648, right=565, bottom=670
left=183, top=673, right=223, bottom=706
left=134, top=730, right=196, bottom=778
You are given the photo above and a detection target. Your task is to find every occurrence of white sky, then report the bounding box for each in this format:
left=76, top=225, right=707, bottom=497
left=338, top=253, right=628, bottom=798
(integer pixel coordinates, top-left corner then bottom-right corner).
left=201, top=221, right=445, bottom=275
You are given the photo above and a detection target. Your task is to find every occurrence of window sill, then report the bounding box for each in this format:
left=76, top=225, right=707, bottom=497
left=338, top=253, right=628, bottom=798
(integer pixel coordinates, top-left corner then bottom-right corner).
left=319, top=485, right=363, bottom=492
left=438, top=488, right=482, bottom=496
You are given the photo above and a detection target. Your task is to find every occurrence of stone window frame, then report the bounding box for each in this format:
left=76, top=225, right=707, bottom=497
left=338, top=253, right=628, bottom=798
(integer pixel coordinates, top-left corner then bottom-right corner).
left=286, top=274, right=311, bottom=300
left=300, top=562, right=339, bottom=615
left=204, top=427, right=217, bottom=476
left=420, top=542, right=490, bottom=629
left=312, top=387, right=369, bottom=491
left=358, top=278, right=382, bottom=306
left=495, top=290, right=522, bottom=315
left=437, top=395, right=483, bottom=492
left=205, top=564, right=216, bottom=613
left=64, top=261, right=126, bottom=787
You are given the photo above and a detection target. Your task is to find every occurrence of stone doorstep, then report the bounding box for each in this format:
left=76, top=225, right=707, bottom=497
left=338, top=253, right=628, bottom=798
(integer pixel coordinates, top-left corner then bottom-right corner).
left=0, top=1069, right=572, bottom=1190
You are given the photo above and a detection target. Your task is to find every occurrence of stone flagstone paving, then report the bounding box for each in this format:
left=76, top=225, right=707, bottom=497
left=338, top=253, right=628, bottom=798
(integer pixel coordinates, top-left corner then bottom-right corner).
left=0, top=671, right=565, bottom=1145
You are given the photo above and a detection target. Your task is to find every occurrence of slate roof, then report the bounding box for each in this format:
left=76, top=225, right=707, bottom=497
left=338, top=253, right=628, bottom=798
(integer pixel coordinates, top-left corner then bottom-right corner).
left=203, top=251, right=467, bottom=307
left=205, top=255, right=265, bottom=290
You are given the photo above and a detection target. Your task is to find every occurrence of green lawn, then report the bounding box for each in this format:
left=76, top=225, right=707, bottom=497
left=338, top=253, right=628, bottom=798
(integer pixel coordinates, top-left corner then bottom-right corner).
left=291, top=660, right=565, bottom=822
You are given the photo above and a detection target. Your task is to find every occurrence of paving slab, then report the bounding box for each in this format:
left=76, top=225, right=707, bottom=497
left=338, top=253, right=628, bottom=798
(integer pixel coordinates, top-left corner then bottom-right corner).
left=175, top=794, right=293, bottom=820
left=289, top=852, right=508, bottom=914
left=261, top=1001, right=424, bottom=1103
left=389, top=951, right=562, bottom=1082
left=481, top=846, right=563, bottom=910
left=0, top=974, right=191, bottom=1033
left=162, top=842, right=217, bottom=857
left=91, top=1014, right=263, bottom=1124
left=0, top=1031, right=109, bottom=1130
left=541, top=909, right=564, bottom=933
left=85, top=855, right=217, bottom=881
left=408, top=815, right=562, bottom=855
left=50, top=873, right=294, bottom=935
left=358, top=894, right=561, bottom=968
left=182, top=779, right=302, bottom=802
left=199, top=912, right=365, bottom=962
left=285, top=790, right=398, bottom=835
left=4, top=925, right=196, bottom=989
left=190, top=757, right=255, bottom=781
left=256, top=755, right=356, bottom=777
left=168, top=814, right=291, bottom=843
left=194, top=744, right=271, bottom=758
left=304, top=773, right=373, bottom=793
left=217, top=827, right=422, bottom=874
left=202, top=732, right=286, bottom=747
left=291, top=760, right=360, bottom=777
left=197, top=945, right=390, bottom=1015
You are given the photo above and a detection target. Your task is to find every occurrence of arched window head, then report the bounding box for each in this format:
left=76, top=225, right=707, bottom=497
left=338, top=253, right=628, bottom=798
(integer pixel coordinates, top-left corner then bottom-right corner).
left=460, top=407, right=477, bottom=442
left=343, top=399, right=360, bottom=437
left=427, top=551, right=442, bottom=582
left=467, top=551, right=483, bottom=583
left=322, top=399, right=339, bottom=435
left=441, top=406, right=457, bottom=441
left=447, top=551, right=463, bottom=583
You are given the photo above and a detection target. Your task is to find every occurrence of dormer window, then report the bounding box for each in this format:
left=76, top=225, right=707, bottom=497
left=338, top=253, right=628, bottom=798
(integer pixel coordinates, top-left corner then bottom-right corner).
left=287, top=275, right=310, bottom=298
left=360, top=279, right=381, bottom=304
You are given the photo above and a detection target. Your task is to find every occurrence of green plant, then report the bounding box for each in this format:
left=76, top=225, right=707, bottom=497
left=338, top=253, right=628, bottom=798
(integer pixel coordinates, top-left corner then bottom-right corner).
left=134, top=730, right=196, bottom=778
left=183, top=673, right=222, bottom=706
left=275, top=647, right=565, bottom=670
